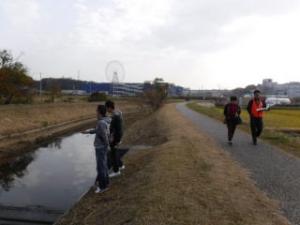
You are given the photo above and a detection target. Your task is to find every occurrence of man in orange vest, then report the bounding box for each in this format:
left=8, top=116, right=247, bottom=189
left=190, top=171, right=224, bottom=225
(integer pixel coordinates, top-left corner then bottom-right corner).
left=247, top=90, right=269, bottom=145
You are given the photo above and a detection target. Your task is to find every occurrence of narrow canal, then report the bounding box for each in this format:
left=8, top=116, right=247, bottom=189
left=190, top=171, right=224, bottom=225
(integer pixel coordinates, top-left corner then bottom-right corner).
left=0, top=132, right=96, bottom=225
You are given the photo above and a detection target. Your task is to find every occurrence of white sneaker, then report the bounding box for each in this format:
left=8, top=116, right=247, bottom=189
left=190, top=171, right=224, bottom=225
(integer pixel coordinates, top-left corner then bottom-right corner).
left=109, top=171, right=121, bottom=178
left=119, top=165, right=125, bottom=170
left=95, top=187, right=109, bottom=194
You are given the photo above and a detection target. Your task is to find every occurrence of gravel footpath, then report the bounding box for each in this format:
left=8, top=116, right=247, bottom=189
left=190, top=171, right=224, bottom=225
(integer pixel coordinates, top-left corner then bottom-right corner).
left=177, top=103, right=300, bottom=225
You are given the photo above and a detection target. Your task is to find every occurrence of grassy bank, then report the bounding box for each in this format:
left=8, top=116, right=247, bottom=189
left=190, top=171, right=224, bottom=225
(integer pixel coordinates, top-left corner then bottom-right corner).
left=187, top=102, right=300, bottom=157
left=56, top=104, right=289, bottom=225
left=0, top=101, right=139, bottom=136
left=0, top=101, right=140, bottom=163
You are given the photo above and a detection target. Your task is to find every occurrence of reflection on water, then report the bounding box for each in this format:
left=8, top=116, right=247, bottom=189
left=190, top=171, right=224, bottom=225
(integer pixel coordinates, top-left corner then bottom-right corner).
left=0, top=133, right=96, bottom=210
left=40, top=138, right=62, bottom=149
left=0, top=153, right=35, bottom=191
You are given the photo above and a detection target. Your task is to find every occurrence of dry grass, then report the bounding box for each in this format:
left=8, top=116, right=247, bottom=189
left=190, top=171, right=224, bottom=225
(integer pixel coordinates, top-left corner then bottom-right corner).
left=0, top=101, right=138, bottom=136
left=0, top=103, right=95, bottom=136
left=56, top=104, right=290, bottom=225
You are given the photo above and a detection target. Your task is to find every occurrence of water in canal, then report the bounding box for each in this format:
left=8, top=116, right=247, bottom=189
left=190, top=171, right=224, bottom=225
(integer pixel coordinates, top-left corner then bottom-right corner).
left=0, top=133, right=97, bottom=224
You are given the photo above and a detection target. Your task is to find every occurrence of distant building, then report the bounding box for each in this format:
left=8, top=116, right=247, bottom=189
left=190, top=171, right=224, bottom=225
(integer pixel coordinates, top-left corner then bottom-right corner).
left=79, top=82, right=143, bottom=96
left=168, top=84, right=186, bottom=97
left=37, top=77, right=187, bottom=97
left=113, top=83, right=144, bottom=96
left=262, top=79, right=277, bottom=89
left=80, top=82, right=111, bottom=94
left=286, top=82, right=300, bottom=98
left=261, top=79, right=300, bottom=98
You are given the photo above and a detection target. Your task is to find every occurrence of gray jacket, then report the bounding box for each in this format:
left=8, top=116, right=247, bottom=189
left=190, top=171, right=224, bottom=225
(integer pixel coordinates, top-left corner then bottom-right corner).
left=89, top=117, right=111, bottom=148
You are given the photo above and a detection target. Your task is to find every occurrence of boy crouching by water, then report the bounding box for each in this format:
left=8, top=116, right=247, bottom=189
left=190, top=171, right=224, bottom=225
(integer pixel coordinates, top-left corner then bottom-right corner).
left=82, top=105, right=111, bottom=194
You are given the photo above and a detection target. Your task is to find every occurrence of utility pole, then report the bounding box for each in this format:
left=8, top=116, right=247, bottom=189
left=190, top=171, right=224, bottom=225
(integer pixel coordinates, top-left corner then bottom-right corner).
left=39, top=73, right=42, bottom=102
left=77, top=70, right=80, bottom=93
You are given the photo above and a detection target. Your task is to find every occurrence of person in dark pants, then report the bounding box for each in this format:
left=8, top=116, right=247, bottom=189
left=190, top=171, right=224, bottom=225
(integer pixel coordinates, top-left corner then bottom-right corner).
left=105, top=100, right=124, bottom=178
left=247, top=90, right=269, bottom=145
left=82, top=105, right=111, bottom=194
left=224, top=96, right=241, bottom=145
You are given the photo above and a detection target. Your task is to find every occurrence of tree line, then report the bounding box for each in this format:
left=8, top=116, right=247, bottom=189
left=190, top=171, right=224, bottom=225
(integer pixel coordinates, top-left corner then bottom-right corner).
left=0, top=49, right=170, bottom=107
left=0, top=50, right=33, bottom=104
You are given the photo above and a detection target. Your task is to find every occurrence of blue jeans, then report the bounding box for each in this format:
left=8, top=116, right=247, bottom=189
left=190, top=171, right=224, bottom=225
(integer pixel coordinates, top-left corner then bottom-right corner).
left=95, top=147, right=109, bottom=189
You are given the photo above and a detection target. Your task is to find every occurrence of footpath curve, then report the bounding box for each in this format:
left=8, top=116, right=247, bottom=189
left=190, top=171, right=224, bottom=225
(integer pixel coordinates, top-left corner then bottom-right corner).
left=177, top=103, right=300, bottom=225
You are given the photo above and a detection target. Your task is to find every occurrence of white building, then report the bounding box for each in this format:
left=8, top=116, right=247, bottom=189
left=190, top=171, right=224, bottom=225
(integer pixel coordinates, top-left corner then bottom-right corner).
left=261, top=79, right=300, bottom=98
left=262, top=79, right=277, bottom=89
left=286, top=82, right=300, bottom=98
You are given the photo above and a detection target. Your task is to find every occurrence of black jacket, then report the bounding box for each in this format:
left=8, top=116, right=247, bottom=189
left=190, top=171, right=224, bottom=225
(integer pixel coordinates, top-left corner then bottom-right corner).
left=224, top=103, right=241, bottom=120
left=110, top=110, right=123, bottom=145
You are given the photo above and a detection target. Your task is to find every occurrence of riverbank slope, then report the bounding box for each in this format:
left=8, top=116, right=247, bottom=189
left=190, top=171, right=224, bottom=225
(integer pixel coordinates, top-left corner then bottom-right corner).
left=56, top=104, right=289, bottom=225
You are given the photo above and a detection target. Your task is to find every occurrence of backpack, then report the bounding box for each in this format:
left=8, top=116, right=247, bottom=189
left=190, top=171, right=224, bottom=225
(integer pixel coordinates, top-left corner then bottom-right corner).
left=225, top=103, right=242, bottom=125
left=226, top=103, right=238, bottom=118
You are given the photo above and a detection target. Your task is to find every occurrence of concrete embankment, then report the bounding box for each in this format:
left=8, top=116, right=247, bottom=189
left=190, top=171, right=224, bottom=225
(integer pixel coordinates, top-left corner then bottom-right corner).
left=0, top=116, right=96, bottom=163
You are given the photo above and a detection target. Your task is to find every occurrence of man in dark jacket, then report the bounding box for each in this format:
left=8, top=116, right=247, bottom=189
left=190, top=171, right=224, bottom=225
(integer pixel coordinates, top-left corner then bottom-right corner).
left=224, top=96, right=241, bottom=145
left=105, top=100, right=124, bottom=178
left=247, top=90, right=269, bottom=145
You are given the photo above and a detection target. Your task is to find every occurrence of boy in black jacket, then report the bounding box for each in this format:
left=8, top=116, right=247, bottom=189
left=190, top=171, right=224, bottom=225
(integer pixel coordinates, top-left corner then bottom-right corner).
left=105, top=100, right=124, bottom=178
left=224, top=96, right=241, bottom=145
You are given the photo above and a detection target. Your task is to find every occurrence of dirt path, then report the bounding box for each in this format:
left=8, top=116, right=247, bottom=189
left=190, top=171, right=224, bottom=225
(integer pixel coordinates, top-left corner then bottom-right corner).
left=177, top=103, right=300, bottom=225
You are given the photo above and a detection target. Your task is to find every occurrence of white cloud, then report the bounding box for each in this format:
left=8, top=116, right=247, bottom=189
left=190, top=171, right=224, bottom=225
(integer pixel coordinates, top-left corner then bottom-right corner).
left=199, top=11, right=300, bottom=89
left=73, top=0, right=172, bottom=48
left=1, top=0, right=300, bottom=88
left=1, top=0, right=40, bottom=28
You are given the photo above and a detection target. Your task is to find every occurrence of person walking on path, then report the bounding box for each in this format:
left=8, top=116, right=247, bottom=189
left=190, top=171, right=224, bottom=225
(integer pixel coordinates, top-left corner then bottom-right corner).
left=82, top=105, right=111, bottom=194
left=105, top=100, right=124, bottom=178
left=247, top=90, right=269, bottom=145
left=224, top=96, right=242, bottom=145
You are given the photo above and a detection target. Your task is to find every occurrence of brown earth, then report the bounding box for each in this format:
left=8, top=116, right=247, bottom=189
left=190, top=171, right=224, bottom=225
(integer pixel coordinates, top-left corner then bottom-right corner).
left=56, top=104, right=290, bottom=225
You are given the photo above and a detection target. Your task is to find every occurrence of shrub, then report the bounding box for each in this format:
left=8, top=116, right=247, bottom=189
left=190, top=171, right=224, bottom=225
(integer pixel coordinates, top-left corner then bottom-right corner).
left=143, top=78, right=169, bottom=110
left=88, top=92, right=107, bottom=102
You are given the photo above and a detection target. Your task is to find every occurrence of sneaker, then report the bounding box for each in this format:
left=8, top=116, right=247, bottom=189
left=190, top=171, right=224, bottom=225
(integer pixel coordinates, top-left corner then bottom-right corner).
left=95, top=187, right=109, bottom=194
left=109, top=171, right=121, bottom=178
left=119, top=165, right=125, bottom=171
left=93, top=181, right=99, bottom=188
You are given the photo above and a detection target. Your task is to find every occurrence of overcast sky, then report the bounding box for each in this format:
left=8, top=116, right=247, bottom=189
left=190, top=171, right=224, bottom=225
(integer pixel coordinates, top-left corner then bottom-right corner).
left=1, top=0, right=300, bottom=89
